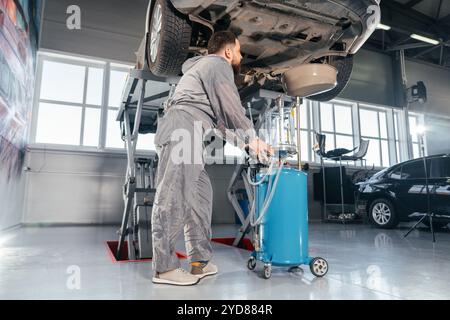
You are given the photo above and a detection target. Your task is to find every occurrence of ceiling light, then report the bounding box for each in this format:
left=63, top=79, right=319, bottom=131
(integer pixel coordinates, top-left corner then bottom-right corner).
left=376, top=23, right=391, bottom=31
left=410, top=34, right=440, bottom=46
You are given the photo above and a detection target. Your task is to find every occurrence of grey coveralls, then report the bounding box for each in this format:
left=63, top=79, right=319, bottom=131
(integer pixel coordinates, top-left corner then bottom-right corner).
left=151, top=55, right=255, bottom=274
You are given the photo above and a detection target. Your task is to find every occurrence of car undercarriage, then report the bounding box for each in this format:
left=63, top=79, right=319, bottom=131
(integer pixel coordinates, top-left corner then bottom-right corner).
left=145, top=0, right=380, bottom=100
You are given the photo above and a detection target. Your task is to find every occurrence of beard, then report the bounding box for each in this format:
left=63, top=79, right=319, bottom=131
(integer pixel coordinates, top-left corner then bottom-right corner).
left=232, top=62, right=242, bottom=77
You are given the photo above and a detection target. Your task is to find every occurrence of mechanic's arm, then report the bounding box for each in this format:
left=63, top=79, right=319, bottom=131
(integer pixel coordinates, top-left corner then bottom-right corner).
left=204, top=61, right=272, bottom=159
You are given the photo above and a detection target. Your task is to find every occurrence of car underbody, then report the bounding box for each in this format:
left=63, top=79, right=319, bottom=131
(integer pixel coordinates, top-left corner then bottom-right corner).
left=144, top=0, right=380, bottom=99
left=172, top=0, right=380, bottom=75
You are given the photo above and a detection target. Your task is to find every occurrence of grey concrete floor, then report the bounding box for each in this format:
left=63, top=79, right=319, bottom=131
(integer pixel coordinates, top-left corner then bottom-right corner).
left=0, top=223, right=450, bottom=300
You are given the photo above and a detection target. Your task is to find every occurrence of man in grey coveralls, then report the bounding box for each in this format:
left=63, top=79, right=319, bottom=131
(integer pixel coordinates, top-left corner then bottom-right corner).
left=151, top=31, right=272, bottom=286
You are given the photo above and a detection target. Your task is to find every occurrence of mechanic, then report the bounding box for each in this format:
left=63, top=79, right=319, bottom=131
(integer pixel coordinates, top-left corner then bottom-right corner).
left=151, top=31, right=272, bottom=286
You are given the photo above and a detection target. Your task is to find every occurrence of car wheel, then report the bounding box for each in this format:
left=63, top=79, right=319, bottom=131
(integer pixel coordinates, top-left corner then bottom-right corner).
left=147, top=0, right=192, bottom=76
left=309, top=55, right=354, bottom=102
left=368, top=198, right=399, bottom=229
left=422, top=219, right=449, bottom=229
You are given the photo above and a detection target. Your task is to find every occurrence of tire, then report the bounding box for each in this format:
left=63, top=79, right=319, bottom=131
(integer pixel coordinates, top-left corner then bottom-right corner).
left=422, top=219, right=449, bottom=229
left=309, top=257, right=328, bottom=277
left=247, top=257, right=257, bottom=271
left=262, top=264, right=271, bottom=279
left=368, top=198, right=399, bottom=229
left=147, top=0, right=192, bottom=76
left=309, top=55, right=354, bottom=102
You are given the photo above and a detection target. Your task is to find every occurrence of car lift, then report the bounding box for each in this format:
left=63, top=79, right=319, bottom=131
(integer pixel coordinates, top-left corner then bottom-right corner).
left=115, top=65, right=294, bottom=259
left=115, top=68, right=179, bottom=260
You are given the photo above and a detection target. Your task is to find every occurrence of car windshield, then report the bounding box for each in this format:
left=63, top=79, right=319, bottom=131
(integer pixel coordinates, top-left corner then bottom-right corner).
left=368, top=168, right=388, bottom=181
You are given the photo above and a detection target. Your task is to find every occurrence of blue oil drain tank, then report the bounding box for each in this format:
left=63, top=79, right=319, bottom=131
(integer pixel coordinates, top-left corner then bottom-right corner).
left=249, top=168, right=328, bottom=278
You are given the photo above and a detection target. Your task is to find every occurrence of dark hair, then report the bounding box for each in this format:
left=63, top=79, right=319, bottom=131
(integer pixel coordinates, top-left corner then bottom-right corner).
left=207, top=31, right=237, bottom=54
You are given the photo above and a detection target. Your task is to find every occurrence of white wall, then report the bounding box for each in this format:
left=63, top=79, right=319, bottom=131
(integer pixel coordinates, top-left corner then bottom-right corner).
left=0, top=165, right=26, bottom=230
left=406, top=60, right=450, bottom=117
left=23, top=148, right=238, bottom=225
left=405, top=61, right=450, bottom=155
left=23, top=149, right=125, bottom=224
left=340, top=49, right=396, bottom=107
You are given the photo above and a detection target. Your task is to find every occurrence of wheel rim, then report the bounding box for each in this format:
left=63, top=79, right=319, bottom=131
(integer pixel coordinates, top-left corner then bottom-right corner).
left=372, top=203, right=391, bottom=225
left=313, top=259, right=327, bottom=275
left=150, top=3, right=163, bottom=63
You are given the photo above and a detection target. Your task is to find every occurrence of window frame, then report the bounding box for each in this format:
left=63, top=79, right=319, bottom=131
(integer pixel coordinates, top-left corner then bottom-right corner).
left=357, top=104, right=392, bottom=168
left=31, top=52, right=106, bottom=149
left=408, top=112, right=426, bottom=159
left=297, top=99, right=314, bottom=163
left=318, top=100, right=355, bottom=153
left=29, top=51, right=158, bottom=156
left=104, top=65, right=133, bottom=150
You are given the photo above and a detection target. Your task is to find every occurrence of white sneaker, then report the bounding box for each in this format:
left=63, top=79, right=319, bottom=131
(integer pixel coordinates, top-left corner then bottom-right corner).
left=152, top=268, right=200, bottom=286
left=190, top=262, right=218, bottom=279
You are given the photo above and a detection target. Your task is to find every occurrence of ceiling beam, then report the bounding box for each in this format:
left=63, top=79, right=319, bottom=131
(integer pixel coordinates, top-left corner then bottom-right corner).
left=367, top=2, right=450, bottom=68
left=439, top=13, right=450, bottom=25
left=382, top=1, right=436, bottom=25
left=381, top=2, right=450, bottom=41
left=412, top=45, right=440, bottom=58
left=436, top=0, right=443, bottom=19
left=439, top=44, right=445, bottom=65
left=405, top=0, right=424, bottom=8
left=387, top=42, right=434, bottom=51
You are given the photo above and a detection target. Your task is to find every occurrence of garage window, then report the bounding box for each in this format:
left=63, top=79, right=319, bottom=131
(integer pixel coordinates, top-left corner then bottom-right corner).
left=34, top=58, right=105, bottom=147
left=106, top=68, right=129, bottom=149
left=35, top=102, right=83, bottom=145
left=408, top=114, right=424, bottom=159
left=394, top=111, right=402, bottom=163
left=358, top=107, right=390, bottom=168
left=32, top=53, right=155, bottom=152
left=32, top=53, right=423, bottom=166
left=319, top=102, right=354, bottom=154
left=293, top=100, right=313, bottom=162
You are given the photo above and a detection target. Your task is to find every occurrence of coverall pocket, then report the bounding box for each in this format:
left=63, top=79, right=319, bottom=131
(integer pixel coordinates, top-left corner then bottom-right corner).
left=154, top=116, right=171, bottom=147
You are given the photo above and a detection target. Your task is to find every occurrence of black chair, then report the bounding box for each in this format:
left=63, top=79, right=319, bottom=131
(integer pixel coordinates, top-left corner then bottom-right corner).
left=340, top=139, right=370, bottom=168
left=314, top=133, right=356, bottom=159
left=314, top=133, right=359, bottom=222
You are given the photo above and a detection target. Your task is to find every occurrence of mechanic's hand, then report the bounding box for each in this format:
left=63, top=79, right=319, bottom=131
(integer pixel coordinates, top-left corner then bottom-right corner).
left=247, top=138, right=273, bottom=164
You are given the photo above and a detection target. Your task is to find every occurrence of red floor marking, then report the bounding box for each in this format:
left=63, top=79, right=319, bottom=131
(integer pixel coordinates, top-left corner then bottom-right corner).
left=105, top=241, right=187, bottom=263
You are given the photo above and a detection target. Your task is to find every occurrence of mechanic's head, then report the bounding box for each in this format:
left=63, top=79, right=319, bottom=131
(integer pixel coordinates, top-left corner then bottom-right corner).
left=207, top=31, right=242, bottom=75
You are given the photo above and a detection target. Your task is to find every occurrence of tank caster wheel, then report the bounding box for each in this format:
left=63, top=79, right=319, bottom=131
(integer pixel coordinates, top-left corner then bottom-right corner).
left=309, top=257, right=328, bottom=277
left=247, top=257, right=257, bottom=270
left=289, top=266, right=302, bottom=273
left=262, top=264, right=272, bottom=279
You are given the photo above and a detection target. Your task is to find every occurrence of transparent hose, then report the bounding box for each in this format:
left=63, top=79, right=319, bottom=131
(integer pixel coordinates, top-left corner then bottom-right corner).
left=246, top=157, right=277, bottom=186
left=249, top=158, right=286, bottom=227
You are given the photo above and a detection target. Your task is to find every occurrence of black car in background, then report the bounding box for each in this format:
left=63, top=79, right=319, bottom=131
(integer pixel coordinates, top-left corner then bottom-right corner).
left=356, top=154, right=450, bottom=229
